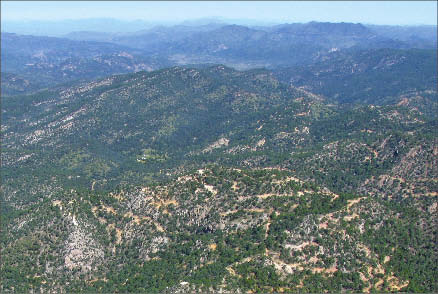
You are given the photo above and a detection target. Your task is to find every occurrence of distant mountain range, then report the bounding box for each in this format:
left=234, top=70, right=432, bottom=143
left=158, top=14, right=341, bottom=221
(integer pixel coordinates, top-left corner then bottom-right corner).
left=1, top=17, right=281, bottom=36
left=2, top=21, right=436, bottom=96
left=274, top=48, right=437, bottom=108
left=1, top=32, right=171, bottom=95
left=61, top=22, right=435, bottom=67
left=60, top=21, right=437, bottom=51
left=1, top=18, right=160, bottom=36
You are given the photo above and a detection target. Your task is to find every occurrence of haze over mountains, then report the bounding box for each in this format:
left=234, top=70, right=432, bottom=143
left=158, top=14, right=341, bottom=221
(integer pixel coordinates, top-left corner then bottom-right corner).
left=2, top=21, right=436, bottom=96
left=1, top=18, right=281, bottom=36
left=1, top=20, right=437, bottom=293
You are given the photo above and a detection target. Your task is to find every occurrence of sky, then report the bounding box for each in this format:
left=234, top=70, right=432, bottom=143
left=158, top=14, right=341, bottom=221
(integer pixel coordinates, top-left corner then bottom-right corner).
left=2, top=1, right=437, bottom=26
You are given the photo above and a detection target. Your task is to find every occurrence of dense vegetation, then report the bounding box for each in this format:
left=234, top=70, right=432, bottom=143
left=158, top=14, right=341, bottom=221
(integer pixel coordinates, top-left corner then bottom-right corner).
left=2, top=166, right=436, bottom=293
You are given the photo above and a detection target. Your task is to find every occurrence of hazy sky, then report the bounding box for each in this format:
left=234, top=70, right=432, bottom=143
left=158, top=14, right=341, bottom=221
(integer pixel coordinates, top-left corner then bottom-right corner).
left=2, top=1, right=437, bottom=25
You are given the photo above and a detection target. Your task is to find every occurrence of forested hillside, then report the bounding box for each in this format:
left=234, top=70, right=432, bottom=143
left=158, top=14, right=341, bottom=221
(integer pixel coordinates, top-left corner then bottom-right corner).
left=2, top=64, right=437, bottom=293
left=2, top=166, right=437, bottom=293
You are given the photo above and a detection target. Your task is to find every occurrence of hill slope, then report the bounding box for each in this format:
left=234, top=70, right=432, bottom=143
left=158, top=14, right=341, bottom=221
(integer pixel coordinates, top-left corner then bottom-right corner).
left=1, top=33, right=170, bottom=95
left=1, top=66, right=437, bottom=293
left=274, top=48, right=437, bottom=110
left=2, top=166, right=437, bottom=293
left=2, top=65, right=436, bottom=201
